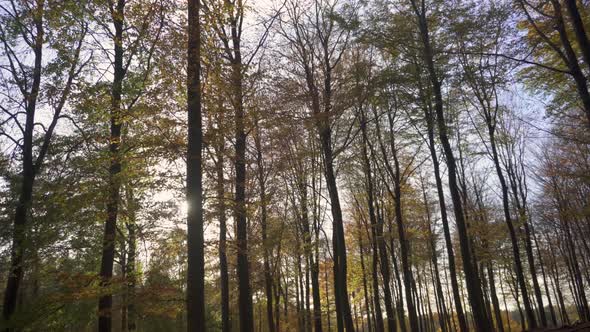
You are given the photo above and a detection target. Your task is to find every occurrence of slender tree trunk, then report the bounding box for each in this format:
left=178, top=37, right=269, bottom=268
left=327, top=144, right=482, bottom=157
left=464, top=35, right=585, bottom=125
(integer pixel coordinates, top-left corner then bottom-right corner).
left=274, top=273, right=281, bottom=332
left=507, top=265, right=526, bottom=330
left=420, top=13, right=492, bottom=332
left=550, top=0, right=590, bottom=127
left=322, top=112, right=354, bottom=332
left=230, top=11, right=254, bottom=330
left=551, top=178, right=590, bottom=321
left=374, top=202, right=397, bottom=332
left=358, top=228, right=374, bottom=332
left=121, top=230, right=128, bottom=331
left=359, top=108, right=396, bottom=332
left=564, top=0, right=590, bottom=75
left=412, top=36, right=470, bottom=332
left=2, top=3, right=43, bottom=324
left=497, top=270, right=510, bottom=332
left=255, top=120, right=275, bottom=332
left=300, top=176, right=323, bottom=332
left=563, top=219, right=590, bottom=320
left=126, top=188, right=137, bottom=331
left=545, top=233, right=570, bottom=325
left=216, top=141, right=230, bottom=332
left=487, top=263, right=504, bottom=332
left=485, top=127, right=537, bottom=329
left=388, top=110, right=419, bottom=332
left=99, top=2, right=126, bottom=330
left=3, top=2, right=83, bottom=327
left=505, top=162, right=547, bottom=327
left=409, top=2, right=492, bottom=328
left=186, top=0, right=205, bottom=329
left=532, top=224, right=557, bottom=326
left=361, top=204, right=384, bottom=332
left=425, top=115, right=468, bottom=332
left=327, top=265, right=332, bottom=332
left=372, top=104, right=417, bottom=332
left=388, top=224, right=407, bottom=332
left=420, top=178, right=448, bottom=332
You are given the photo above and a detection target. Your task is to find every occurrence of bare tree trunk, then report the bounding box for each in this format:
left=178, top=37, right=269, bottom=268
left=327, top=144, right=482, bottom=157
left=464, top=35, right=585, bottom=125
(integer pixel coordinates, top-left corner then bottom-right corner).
left=485, top=124, right=537, bottom=329
left=387, top=223, right=407, bottom=332
left=420, top=177, right=448, bottom=332
left=216, top=139, right=230, bottom=332
left=300, top=173, right=323, bottom=332
left=186, top=0, right=205, bottom=329
left=419, top=93, right=468, bottom=332
left=357, top=226, right=374, bottom=332
left=126, top=188, right=137, bottom=331
left=408, top=1, right=492, bottom=329
left=551, top=0, right=590, bottom=127
left=487, top=264, right=504, bottom=332
left=564, top=0, right=590, bottom=75
left=532, top=224, right=557, bottom=326
left=2, top=3, right=44, bottom=324
left=359, top=107, right=396, bottom=332
left=229, top=9, right=254, bottom=330
left=255, top=119, right=275, bottom=332
left=99, top=2, right=125, bottom=330
left=505, top=157, right=546, bottom=327
left=355, top=198, right=384, bottom=332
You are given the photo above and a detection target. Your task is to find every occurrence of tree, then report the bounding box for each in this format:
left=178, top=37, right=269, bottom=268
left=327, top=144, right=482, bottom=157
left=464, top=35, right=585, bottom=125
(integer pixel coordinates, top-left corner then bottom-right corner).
left=186, top=0, right=205, bottom=329
left=407, top=0, right=492, bottom=330
left=1, top=1, right=87, bottom=328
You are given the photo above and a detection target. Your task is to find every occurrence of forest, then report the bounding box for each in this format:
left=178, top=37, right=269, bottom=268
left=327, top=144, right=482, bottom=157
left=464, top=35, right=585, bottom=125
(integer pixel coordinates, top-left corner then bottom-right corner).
left=1, top=0, right=590, bottom=331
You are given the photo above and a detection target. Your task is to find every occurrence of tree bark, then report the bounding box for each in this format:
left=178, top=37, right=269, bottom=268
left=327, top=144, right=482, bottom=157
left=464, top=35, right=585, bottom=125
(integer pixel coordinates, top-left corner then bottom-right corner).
left=255, top=120, right=275, bottom=332
left=487, top=264, right=504, bottom=332
left=551, top=0, right=590, bottom=127
left=216, top=140, right=230, bottom=332
left=420, top=177, right=448, bottom=332
left=126, top=188, right=137, bottom=331
left=99, top=2, right=126, bottom=330
left=2, top=3, right=44, bottom=328
left=409, top=1, right=492, bottom=330
left=564, top=0, right=590, bottom=75
left=229, top=4, right=254, bottom=329
left=487, top=125, right=537, bottom=329
left=359, top=107, right=396, bottom=332
left=186, top=0, right=205, bottom=329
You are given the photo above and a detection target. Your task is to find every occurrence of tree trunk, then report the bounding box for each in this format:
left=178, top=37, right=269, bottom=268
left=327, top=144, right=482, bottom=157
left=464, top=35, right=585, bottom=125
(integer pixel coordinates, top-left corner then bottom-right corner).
left=2, top=3, right=43, bottom=329
left=387, top=223, right=407, bottom=332
left=532, top=224, right=557, bottom=326
left=420, top=177, right=448, bottom=332
left=359, top=107, right=396, bottom=332
left=417, top=95, right=469, bottom=332
left=99, top=2, right=126, bottom=330
left=300, top=173, right=323, bottom=332
left=487, top=264, right=504, bottom=332
left=383, top=107, right=419, bottom=332
left=409, top=2, right=492, bottom=329
left=505, top=158, right=547, bottom=327
left=255, top=120, right=275, bottom=332
left=357, top=226, right=374, bottom=332
left=320, top=104, right=354, bottom=332
left=302, top=51, right=354, bottom=332
left=564, top=0, right=590, bottom=75
left=230, top=11, right=254, bottom=331
left=369, top=215, right=385, bottom=332
left=126, top=188, right=137, bottom=331
left=186, top=0, right=205, bottom=329
left=484, top=123, right=537, bottom=329
left=216, top=141, right=230, bottom=332
left=551, top=0, right=590, bottom=127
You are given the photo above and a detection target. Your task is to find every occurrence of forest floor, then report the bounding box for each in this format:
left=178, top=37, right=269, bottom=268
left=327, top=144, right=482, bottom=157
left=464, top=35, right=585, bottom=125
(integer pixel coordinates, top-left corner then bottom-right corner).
left=532, top=322, right=590, bottom=331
